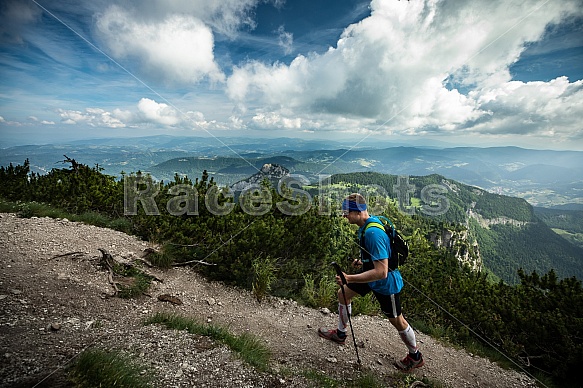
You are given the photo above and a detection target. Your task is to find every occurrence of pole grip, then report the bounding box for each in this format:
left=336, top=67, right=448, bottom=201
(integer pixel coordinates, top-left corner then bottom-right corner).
left=330, top=262, right=347, bottom=285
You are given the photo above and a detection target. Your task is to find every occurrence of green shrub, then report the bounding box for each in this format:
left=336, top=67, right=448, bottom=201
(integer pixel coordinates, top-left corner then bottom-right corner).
left=76, top=211, right=110, bottom=227
left=252, top=255, right=278, bottom=302
left=107, top=217, right=133, bottom=234
left=112, top=264, right=152, bottom=299
left=352, top=292, right=379, bottom=316
left=300, top=273, right=337, bottom=310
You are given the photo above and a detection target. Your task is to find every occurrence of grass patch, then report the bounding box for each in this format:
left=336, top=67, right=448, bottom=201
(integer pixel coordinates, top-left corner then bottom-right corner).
left=15, top=201, right=69, bottom=219
left=352, top=292, right=379, bottom=316
left=353, top=372, right=386, bottom=388
left=146, top=243, right=197, bottom=268
left=1, top=199, right=133, bottom=235
left=0, top=199, right=19, bottom=213
left=106, top=216, right=134, bottom=234
left=116, top=271, right=152, bottom=299
left=300, top=369, right=394, bottom=388
left=252, top=255, right=278, bottom=302
left=107, top=261, right=153, bottom=299
left=144, top=312, right=270, bottom=371
left=300, top=273, right=338, bottom=310
left=146, top=247, right=175, bottom=268
left=68, top=348, right=150, bottom=388
left=76, top=211, right=110, bottom=227
left=301, top=369, right=339, bottom=388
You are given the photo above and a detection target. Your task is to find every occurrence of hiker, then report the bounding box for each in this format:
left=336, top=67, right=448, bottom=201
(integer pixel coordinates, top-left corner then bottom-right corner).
left=318, top=193, right=424, bottom=371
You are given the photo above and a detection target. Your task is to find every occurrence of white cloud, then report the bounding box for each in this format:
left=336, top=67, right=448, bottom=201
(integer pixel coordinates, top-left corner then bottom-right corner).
left=118, top=0, right=260, bottom=38
left=57, top=108, right=126, bottom=128
left=51, top=99, right=212, bottom=131
left=470, top=77, right=583, bottom=139
left=137, top=98, right=182, bottom=126
left=252, top=112, right=301, bottom=129
left=225, top=0, right=583, bottom=143
left=135, top=98, right=211, bottom=130
left=276, top=26, right=293, bottom=55
left=96, top=5, right=225, bottom=84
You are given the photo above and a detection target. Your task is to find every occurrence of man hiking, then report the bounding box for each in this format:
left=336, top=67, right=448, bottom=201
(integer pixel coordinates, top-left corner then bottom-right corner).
left=318, top=193, right=424, bottom=372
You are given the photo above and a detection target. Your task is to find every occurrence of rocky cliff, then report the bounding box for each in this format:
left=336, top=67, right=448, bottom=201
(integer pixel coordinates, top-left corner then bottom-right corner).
left=429, top=228, right=482, bottom=272
left=230, top=163, right=290, bottom=193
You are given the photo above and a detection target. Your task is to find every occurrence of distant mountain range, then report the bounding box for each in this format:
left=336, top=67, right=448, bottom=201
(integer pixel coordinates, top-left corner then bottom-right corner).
left=1, top=135, right=582, bottom=208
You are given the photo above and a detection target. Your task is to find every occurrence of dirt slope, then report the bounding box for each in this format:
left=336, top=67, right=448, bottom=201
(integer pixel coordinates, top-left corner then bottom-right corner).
left=0, top=213, right=537, bottom=387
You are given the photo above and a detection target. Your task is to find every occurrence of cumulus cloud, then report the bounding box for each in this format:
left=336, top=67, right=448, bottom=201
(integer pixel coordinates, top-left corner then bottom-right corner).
left=96, top=5, right=225, bottom=84
left=226, top=0, right=583, bottom=141
left=116, top=0, right=260, bottom=38
left=93, top=1, right=292, bottom=85
left=470, top=77, right=583, bottom=139
left=137, top=98, right=182, bottom=126
left=54, top=99, right=212, bottom=131
left=58, top=108, right=126, bottom=128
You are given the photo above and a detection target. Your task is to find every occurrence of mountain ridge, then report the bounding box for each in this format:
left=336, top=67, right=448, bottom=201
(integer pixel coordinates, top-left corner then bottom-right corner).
left=1, top=137, right=582, bottom=208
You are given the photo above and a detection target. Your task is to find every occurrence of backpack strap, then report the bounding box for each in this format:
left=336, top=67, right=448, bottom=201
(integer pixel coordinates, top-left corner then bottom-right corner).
left=361, top=218, right=398, bottom=270
left=360, top=220, right=388, bottom=264
left=364, top=222, right=385, bottom=233
left=360, top=220, right=385, bottom=247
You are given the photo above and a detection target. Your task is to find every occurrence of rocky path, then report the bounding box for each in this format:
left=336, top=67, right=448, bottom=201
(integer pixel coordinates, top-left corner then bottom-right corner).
left=0, top=213, right=537, bottom=387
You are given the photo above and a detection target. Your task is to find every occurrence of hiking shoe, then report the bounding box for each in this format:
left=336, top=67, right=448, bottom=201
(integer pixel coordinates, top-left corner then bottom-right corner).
left=318, top=328, right=346, bottom=345
left=395, top=352, right=425, bottom=371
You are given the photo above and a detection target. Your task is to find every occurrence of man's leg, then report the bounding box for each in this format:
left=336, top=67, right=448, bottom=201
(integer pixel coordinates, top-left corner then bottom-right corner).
left=318, top=284, right=360, bottom=344
left=389, top=315, right=424, bottom=370
left=389, top=315, right=418, bottom=352
left=377, top=292, right=424, bottom=371
left=337, top=284, right=358, bottom=334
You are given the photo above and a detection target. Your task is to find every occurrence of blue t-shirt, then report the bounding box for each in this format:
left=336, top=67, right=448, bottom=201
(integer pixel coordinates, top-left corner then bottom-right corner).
left=359, top=216, right=403, bottom=295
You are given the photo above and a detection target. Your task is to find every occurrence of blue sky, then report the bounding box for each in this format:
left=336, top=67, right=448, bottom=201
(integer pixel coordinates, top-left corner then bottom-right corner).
left=1, top=0, right=582, bottom=150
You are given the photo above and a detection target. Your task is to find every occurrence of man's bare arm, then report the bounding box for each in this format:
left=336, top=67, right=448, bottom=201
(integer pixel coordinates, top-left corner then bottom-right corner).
left=342, top=259, right=388, bottom=284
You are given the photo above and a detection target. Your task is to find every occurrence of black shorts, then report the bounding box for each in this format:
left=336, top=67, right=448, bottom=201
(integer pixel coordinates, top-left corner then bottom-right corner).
left=346, top=282, right=402, bottom=318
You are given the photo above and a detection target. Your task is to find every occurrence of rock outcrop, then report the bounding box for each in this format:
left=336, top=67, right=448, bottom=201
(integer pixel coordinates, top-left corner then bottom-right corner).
left=429, top=228, right=482, bottom=272
left=230, top=163, right=290, bottom=193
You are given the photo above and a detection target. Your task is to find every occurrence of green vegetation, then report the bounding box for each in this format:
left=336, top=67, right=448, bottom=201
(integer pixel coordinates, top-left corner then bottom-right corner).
left=144, top=312, right=271, bottom=371
left=1, top=159, right=582, bottom=387
left=112, top=265, right=153, bottom=299
left=472, top=220, right=583, bottom=284
left=299, top=369, right=438, bottom=388
left=329, top=171, right=583, bottom=284
left=252, top=254, right=279, bottom=302
left=300, top=273, right=338, bottom=311
left=535, top=207, right=583, bottom=249
left=68, top=348, right=150, bottom=388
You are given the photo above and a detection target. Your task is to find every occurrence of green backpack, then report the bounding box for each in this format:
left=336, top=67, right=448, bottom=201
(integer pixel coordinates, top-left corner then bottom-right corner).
left=362, top=216, right=409, bottom=270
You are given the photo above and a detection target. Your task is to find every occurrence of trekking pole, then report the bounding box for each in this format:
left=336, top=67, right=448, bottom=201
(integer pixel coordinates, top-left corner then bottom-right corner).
left=330, top=261, right=361, bottom=365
